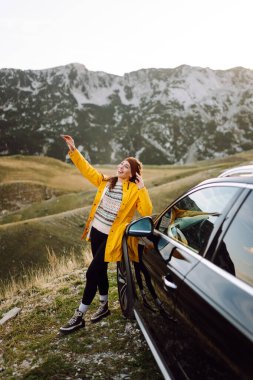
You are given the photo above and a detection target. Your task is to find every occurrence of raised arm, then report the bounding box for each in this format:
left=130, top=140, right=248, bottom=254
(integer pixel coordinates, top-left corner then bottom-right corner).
left=61, top=135, right=104, bottom=188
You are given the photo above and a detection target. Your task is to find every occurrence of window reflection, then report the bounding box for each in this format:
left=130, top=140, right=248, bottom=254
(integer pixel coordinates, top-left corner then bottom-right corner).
left=214, top=191, right=253, bottom=286
left=213, top=241, right=235, bottom=276
left=158, top=186, right=239, bottom=254
left=127, top=238, right=171, bottom=317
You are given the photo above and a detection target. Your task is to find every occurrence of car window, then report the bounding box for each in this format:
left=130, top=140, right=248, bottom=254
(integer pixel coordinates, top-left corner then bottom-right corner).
left=157, top=186, right=239, bottom=254
left=213, top=191, right=253, bottom=286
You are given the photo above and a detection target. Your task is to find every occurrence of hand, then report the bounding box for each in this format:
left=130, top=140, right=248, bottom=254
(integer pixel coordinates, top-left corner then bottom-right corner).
left=135, top=173, right=145, bottom=189
left=60, top=134, right=76, bottom=152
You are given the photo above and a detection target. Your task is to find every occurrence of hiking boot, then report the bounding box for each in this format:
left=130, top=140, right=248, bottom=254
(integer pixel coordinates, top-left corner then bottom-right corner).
left=91, top=301, right=110, bottom=323
left=59, top=309, right=85, bottom=334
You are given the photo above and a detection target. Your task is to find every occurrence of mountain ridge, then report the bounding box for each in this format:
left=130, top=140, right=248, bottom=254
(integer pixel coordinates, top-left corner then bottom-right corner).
left=0, top=63, right=253, bottom=163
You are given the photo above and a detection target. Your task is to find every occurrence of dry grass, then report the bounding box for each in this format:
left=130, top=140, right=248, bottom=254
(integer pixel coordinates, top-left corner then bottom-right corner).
left=0, top=155, right=97, bottom=192
left=1, top=150, right=253, bottom=192
left=0, top=247, right=92, bottom=302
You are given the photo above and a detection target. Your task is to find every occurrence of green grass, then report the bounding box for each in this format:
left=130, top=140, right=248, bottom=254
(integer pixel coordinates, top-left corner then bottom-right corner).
left=0, top=260, right=162, bottom=380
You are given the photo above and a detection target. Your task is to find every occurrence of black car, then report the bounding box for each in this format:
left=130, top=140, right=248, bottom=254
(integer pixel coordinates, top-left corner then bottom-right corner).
left=117, top=166, right=253, bottom=380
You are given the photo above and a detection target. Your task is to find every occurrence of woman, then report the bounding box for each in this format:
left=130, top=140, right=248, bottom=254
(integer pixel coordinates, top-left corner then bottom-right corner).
left=60, top=135, right=152, bottom=334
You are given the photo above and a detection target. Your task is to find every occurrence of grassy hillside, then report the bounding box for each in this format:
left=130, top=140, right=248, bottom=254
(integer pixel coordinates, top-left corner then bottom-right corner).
left=0, top=255, right=162, bottom=379
left=0, top=207, right=89, bottom=283
left=0, top=154, right=112, bottom=192
left=0, top=149, right=253, bottom=283
left=1, top=150, right=252, bottom=221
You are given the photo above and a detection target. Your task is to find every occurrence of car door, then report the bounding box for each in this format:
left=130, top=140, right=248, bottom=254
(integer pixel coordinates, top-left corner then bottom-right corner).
left=164, top=185, right=253, bottom=380
left=190, top=188, right=253, bottom=379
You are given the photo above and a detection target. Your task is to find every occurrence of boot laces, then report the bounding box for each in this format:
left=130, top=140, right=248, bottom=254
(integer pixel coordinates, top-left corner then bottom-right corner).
left=95, top=302, right=107, bottom=316
left=69, top=310, right=82, bottom=324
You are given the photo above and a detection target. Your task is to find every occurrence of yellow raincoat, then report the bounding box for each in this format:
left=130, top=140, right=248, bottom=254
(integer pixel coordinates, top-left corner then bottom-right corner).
left=69, top=149, right=153, bottom=262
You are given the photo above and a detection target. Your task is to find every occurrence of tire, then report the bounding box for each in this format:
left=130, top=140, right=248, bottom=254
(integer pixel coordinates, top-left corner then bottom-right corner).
left=117, top=236, right=135, bottom=319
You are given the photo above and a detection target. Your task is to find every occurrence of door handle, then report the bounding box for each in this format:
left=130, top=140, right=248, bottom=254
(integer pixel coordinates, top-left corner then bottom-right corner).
left=163, top=275, right=177, bottom=290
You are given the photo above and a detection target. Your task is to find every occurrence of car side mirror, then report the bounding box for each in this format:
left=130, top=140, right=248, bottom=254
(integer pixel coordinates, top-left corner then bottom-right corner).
left=126, top=216, right=154, bottom=237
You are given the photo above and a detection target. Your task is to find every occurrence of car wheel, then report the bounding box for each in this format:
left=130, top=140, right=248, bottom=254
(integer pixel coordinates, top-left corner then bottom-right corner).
left=117, top=237, right=135, bottom=319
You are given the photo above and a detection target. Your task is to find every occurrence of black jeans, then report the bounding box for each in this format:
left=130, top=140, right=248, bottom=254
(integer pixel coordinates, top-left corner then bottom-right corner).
left=81, top=227, right=109, bottom=305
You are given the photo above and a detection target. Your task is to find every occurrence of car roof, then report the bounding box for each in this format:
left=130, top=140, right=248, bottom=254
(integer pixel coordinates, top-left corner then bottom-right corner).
left=199, top=176, right=253, bottom=187
left=197, top=165, right=253, bottom=187
left=218, top=165, right=253, bottom=178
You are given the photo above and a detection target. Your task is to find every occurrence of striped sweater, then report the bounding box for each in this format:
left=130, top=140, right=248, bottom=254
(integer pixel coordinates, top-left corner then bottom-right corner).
left=92, top=181, right=123, bottom=234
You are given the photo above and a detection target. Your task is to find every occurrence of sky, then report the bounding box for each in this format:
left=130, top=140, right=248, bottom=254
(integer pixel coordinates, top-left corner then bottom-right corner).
left=0, top=0, right=253, bottom=76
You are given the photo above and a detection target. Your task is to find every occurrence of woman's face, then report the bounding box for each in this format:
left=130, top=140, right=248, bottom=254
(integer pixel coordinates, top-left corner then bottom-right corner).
left=117, top=160, right=132, bottom=181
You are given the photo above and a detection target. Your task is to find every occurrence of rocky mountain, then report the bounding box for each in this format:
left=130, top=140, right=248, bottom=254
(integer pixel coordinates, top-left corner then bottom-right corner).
left=0, top=63, right=253, bottom=164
